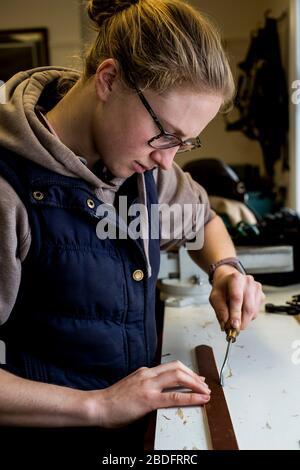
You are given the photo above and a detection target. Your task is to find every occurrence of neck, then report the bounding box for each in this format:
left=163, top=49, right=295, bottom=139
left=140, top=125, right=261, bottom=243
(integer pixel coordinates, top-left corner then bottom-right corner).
left=46, top=78, right=101, bottom=170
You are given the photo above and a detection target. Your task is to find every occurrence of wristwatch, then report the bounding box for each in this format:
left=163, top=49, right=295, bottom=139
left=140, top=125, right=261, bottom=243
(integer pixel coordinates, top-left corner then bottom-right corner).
left=208, top=257, right=246, bottom=284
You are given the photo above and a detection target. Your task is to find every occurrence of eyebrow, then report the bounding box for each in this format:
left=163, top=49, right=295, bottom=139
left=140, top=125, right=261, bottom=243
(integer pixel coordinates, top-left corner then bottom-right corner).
left=137, top=87, right=193, bottom=139
left=160, top=117, right=187, bottom=138
left=164, top=122, right=200, bottom=141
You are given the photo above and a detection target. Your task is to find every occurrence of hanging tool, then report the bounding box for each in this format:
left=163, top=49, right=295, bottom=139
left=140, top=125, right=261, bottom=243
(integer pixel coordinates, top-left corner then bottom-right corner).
left=219, top=328, right=238, bottom=387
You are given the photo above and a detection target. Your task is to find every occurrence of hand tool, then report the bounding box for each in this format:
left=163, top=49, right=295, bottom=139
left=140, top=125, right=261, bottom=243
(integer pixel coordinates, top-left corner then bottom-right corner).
left=265, top=303, right=300, bottom=315
left=219, top=328, right=238, bottom=387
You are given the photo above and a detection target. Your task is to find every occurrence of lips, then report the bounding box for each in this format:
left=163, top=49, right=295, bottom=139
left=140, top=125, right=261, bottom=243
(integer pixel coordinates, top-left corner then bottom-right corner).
left=138, top=161, right=151, bottom=171
left=133, top=161, right=151, bottom=173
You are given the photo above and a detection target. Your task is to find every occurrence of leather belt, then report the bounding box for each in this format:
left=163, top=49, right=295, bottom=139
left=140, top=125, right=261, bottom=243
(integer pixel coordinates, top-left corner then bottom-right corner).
left=195, top=345, right=239, bottom=450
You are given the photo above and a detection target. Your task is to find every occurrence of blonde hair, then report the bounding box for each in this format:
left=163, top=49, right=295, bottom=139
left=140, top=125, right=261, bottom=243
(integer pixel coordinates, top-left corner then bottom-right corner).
left=84, top=0, right=234, bottom=107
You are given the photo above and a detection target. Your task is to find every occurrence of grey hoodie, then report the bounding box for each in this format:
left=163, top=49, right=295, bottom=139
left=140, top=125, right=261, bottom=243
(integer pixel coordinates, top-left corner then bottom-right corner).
left=0, top=67, right=214, bottom=324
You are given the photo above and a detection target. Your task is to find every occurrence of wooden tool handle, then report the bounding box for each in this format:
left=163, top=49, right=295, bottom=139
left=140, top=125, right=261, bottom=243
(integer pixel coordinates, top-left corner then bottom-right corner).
left=226, top=328, right=238, bottom=343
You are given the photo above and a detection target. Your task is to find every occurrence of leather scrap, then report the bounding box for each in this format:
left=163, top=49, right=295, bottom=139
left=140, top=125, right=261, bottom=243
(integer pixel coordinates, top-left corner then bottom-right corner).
left=195, top=345, right=239, bottom=450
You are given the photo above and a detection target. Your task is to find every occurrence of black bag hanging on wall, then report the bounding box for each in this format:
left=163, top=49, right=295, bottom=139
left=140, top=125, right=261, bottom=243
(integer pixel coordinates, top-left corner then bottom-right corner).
left=226, top=13, right=289, bottom=178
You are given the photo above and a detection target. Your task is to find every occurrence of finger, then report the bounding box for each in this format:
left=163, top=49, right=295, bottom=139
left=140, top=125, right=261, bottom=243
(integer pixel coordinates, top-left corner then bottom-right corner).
left=152, top=360, right=207, bottom=383
left=158, top=390, right=211, bottom=408
left=254, top=283, right=266, bottom=313
left=227, top=273, right=245, bottom=330
left=239, top=276, right=257, bottom=329
left=259, top=286, right=266, bottom=305
left=209, top=291, right=230, bottom=330
left=240, top=295, right=256, bottom=329
left=154, top=370, right=211, bottom=395
left=241, top=281, right=265, bottom=329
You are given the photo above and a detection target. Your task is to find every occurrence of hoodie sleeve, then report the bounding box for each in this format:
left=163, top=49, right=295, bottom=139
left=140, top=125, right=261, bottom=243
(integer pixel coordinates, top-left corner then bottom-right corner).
left=155, top=162, right=216, bottom=251
left=0, top=177, right=31, bottom=325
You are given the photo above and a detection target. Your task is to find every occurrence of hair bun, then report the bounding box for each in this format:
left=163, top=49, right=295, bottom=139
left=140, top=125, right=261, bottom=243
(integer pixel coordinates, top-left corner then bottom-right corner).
left=88, top=0, right=139, bottom=27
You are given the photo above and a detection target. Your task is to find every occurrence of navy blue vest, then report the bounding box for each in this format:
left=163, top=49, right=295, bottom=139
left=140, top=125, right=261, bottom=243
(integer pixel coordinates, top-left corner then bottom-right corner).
left=0, top=147, right=160, bottom=391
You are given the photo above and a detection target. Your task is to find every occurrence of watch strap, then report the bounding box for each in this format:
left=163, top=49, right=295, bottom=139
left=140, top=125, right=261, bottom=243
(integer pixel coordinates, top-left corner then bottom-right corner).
left=208, top=257, right=246, bottom=284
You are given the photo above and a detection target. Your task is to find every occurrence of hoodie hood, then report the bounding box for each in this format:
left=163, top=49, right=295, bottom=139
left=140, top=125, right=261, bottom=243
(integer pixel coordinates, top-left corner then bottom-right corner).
left=0, top=66, right=128, bottom=200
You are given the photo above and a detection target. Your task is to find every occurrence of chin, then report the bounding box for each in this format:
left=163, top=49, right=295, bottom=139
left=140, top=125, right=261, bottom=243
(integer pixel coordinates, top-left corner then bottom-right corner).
left=111, top=167, right=133, bottom=179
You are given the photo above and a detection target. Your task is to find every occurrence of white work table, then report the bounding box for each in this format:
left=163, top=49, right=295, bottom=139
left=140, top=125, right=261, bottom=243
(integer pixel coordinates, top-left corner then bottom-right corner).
left=154, top=284, right=300, bottom=450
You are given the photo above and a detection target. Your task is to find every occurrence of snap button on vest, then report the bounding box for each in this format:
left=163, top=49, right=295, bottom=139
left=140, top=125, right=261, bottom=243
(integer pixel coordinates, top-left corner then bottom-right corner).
left=87, top=198, right=95, bottom=209
left=32, top=191, right=45, bottom=201
left=133, top=270, right=144, bottom=282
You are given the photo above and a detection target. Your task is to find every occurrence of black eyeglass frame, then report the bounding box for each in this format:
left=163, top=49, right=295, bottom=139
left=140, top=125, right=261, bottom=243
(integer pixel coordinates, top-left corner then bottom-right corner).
left=135, top=87, right=202, bottom=154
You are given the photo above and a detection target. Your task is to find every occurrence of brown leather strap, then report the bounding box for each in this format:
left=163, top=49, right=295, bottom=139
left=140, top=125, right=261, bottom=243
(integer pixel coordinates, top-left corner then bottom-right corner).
left=195, top=345, right=239, bottom=450
left=143, top=411, right=156, bottom=450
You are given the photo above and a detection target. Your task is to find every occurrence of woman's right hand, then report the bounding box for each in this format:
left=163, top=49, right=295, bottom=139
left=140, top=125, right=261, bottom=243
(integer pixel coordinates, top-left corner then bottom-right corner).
left=85, top=360, right=211, bottom=428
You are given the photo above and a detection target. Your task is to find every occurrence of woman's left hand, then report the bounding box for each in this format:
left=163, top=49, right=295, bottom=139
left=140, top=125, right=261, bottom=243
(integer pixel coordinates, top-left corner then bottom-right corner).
left=209, top=266, right=265, bottom=331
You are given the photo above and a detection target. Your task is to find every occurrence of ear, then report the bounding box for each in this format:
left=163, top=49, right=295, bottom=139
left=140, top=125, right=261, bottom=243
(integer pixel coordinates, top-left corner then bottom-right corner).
left=94, top=58, right=119, bottom=101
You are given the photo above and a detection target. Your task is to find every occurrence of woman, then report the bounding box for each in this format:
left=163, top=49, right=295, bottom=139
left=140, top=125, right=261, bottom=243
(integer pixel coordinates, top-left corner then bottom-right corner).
left=0, top=0, right=264, bottom=452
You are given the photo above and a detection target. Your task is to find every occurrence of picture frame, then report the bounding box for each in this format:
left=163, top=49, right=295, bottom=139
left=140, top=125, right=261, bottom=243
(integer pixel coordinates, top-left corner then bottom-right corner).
left=0, top=28, right=50, bottom=82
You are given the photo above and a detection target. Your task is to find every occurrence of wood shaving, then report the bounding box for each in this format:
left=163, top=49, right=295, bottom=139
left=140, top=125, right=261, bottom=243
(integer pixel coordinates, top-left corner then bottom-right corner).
left=263, top=422, right=272, bottom=430
left=176, top=408, right=184, bottom=420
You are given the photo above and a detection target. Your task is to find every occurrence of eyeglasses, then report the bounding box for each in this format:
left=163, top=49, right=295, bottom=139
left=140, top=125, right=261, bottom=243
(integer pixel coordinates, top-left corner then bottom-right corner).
left=135, top=87, right=202, bottom=154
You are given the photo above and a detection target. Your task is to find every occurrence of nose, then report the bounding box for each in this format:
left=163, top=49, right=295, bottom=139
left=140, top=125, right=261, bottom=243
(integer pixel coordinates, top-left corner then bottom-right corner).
left=150, top=147, right=178, bottom=170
